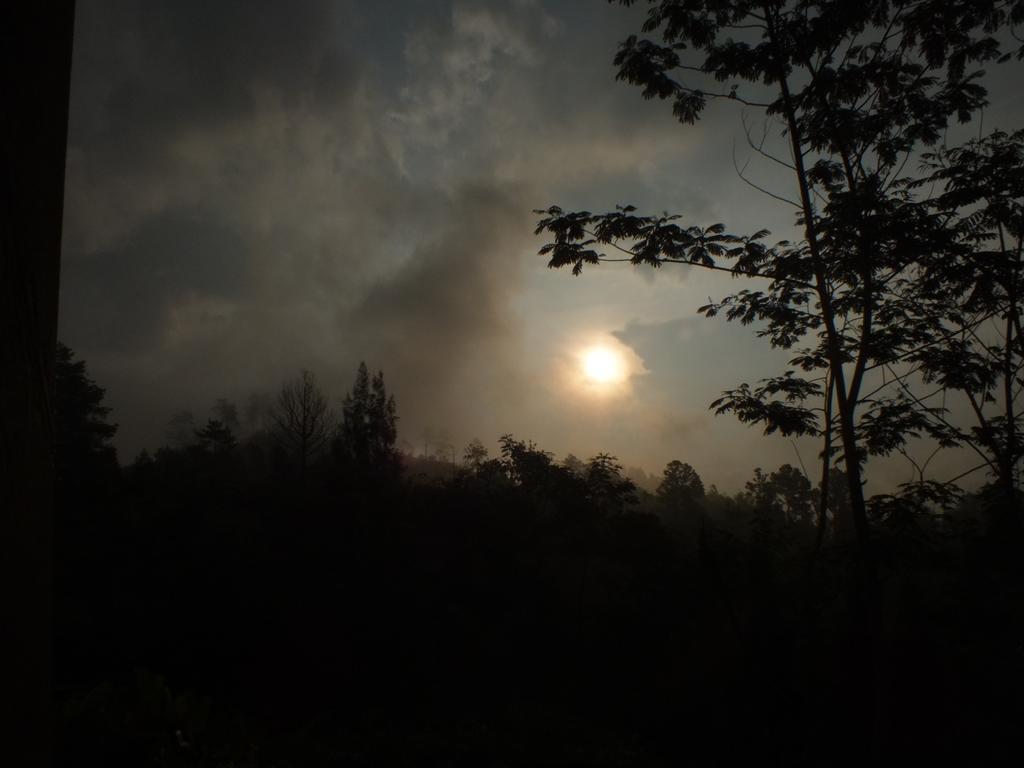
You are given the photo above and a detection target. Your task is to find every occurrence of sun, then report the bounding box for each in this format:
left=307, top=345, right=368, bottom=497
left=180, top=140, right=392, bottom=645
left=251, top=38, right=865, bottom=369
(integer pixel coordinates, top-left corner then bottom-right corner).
left=582, top=346, right=626, bottom=384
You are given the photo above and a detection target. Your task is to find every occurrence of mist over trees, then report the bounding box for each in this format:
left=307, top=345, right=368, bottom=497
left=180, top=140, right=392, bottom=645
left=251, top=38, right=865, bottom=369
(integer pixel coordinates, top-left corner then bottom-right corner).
left=53, top=340, right=1022, bottom=765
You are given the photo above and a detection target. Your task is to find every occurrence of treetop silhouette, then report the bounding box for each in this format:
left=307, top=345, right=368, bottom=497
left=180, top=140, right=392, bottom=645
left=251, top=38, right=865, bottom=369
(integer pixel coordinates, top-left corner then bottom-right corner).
left=336, top=362, right=399, bottom=473
left=535, top=0, right=1024, bottom=555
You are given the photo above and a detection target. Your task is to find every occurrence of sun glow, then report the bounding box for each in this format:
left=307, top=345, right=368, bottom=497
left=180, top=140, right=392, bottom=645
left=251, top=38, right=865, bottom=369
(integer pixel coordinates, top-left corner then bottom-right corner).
left=582, top=346, right=626, bottom=385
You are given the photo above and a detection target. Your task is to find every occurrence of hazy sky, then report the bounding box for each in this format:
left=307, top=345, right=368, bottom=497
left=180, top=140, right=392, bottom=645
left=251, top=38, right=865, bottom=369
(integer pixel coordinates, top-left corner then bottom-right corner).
left=60, top=0, right=1023, bottom=492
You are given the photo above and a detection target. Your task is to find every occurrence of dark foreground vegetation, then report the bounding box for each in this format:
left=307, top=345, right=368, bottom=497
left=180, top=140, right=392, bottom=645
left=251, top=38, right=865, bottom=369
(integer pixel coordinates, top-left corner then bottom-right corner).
left=55, top=346, right=1023, bottom=767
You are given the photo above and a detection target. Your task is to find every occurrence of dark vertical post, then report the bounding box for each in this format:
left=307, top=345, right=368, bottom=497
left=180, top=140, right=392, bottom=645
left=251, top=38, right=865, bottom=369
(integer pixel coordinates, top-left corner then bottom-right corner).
left=0, top=3, right=76, bottom=766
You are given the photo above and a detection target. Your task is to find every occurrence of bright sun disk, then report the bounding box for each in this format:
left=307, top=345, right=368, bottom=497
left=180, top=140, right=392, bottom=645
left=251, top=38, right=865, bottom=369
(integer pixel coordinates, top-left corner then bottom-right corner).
left=582, top=347, right=624, bottom=384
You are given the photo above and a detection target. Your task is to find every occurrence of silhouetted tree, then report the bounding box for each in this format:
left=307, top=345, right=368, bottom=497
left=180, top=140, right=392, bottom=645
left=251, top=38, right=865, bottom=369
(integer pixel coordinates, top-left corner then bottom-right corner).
left=272, top=369, right=334, bottom=481
left=739, top=464, right=816, bottom=541
left=742, top=467, right=786, bottom=536
left=657, top=460, right=704, bottom=508
left=498, top=434, right=570, bottom=492
left=534, top=0, right=1021, bottom=568
left=336, top=362, right=399, bottom=473
left=585, top=453, right=637, bottom=515
left=657, top=460, right=705, bottom=537
left=770, top=464, right=815, bottom=527
left=562, top=453, right=587, bottom=476
left=54, top=342, right=119, bottom=494
left=463, top=438, right=488, bottom=469
left=195, top=419, right=237, bottom=455
left=909, top=129, right=1024, bottom=521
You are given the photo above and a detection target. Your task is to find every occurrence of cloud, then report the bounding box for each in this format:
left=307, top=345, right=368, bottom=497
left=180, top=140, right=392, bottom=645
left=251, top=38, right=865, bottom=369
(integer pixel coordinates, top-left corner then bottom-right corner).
left=61, top=207, right=250, bottom=354
left=60, top=0, right=543, bottom=458
left=61, top=0, right=894, bottom=490
left=389, top=3, right=545, bottom=148
left=348, top=182, right=532, bottom=441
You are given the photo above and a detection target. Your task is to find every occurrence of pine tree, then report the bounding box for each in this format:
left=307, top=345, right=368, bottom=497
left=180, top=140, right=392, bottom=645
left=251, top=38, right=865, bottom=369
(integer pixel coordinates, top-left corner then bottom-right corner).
left=54, top=342, right=119, bottom=497
left=337, top=362, right=399, bottom=472
left=195, top=419, right=237, bottom=454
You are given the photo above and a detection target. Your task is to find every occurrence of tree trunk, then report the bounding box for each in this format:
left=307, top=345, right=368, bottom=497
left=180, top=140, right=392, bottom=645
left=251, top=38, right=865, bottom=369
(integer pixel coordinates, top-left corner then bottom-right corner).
left=0, top=4, right=75, bottom=766
left=763, top=6, right=880, bottom=755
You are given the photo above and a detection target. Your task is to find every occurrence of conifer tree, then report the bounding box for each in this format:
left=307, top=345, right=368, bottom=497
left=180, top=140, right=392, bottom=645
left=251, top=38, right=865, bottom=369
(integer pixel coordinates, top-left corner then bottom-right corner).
left=338, top=362, right=399, bottom=471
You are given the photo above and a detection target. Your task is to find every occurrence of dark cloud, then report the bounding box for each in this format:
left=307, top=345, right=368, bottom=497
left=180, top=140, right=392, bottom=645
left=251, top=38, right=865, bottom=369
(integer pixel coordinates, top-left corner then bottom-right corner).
left=70, top=0, right=348, bottom=137
left=62, top=207, right=249, bottom=354
left=60, top=0, right=543, bottom=459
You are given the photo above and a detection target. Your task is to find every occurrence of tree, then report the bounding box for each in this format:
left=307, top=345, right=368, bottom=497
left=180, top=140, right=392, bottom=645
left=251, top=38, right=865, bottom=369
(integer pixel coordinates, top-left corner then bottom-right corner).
left=769, top=463, right=815, bottom=527
left=336, top=362, right=399, bottom=472
left=195, top=419, right=237, bottom=455
left=742, top=467, right=788, bottom=543
left=272, top=370, right=334, bottom=480
left=498, top=434, right=563, bottom=488
left=908, top=129, right=1024, bottom=521
left=535, top=0, right=1021, bottom=564
left=562, top=453, right=587, bottom=476
left=657, top=460, right=705, bottom=508
left=533, top=3, right=1022, bottom=750
left=585, top=453, right=638, bottom=515
left=656, top=460, right=706, bottom=533
left=212, top=398, right=241, bottom=436
left=54, top=343, right=119, bottom=498
left=55, top=343, right=118, bottom=460
left=463, top=438, right=489, bottom=469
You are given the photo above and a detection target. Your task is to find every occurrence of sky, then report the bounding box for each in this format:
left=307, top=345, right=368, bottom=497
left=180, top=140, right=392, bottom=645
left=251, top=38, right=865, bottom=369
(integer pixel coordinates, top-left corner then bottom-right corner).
left=59, top=0, right=1024, bottom=493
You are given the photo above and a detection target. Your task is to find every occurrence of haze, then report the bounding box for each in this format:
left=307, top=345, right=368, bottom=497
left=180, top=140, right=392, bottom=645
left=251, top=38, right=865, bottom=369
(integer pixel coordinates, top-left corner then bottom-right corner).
left=60, top=0, right=1023, bottom=490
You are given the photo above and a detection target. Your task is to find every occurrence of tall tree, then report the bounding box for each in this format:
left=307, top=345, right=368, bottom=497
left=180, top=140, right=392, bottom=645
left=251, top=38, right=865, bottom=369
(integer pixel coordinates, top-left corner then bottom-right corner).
left=533, top=2, right=1021, bottom=751
left=585, top=453, right=638, bottom=515
left=336, top=362, right=399, bottom=472
left=770, top=463, right=815, bottom=526
left=1, top=4, right=76, bottom=765
left=54, top=343, right=119, bottom=499
left=463, top=438, right=489, bottom=469
left=742, top=466, right=787, bottom=539
left=195, top=419, right=238, bottom=455
left=657, top=460, right=706, bottom=531
left=272, top=370, right=334, bottom=482
left=535, top=0, right=1020, bottom=563
left=657, top=460, right=705, bottom=507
